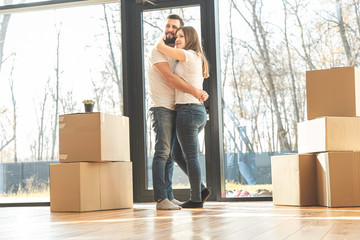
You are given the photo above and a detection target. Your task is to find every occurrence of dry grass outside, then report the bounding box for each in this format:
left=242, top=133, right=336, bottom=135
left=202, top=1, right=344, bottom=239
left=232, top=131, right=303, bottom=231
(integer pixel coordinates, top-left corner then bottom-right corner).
left=1, top=179, right=272, bottom=200
left=225, top=180, right=272, bottom=197
left=225, top=181, right=272, bottom=192
left=173, top=181, right=273, bottom=197
left=166, top=182, right=272, bottom=192
left=4, top=176, right=49, bottom=198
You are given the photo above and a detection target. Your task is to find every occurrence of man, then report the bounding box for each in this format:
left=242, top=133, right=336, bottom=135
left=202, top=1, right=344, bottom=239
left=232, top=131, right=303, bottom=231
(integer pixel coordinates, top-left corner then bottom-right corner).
left=147, top=14, right=210, bottom=210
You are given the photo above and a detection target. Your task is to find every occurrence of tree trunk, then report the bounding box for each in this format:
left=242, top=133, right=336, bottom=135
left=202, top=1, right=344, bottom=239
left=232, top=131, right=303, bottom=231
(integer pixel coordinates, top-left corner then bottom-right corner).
left=51, top=25, right=61, bottom=160
left=103, top=4, right=123, bottom=113
left=8, top=66, right=17, bottom=162
left=249, top=0, right=290, bottom=151
left=291, top=3, right=316, bottom=70
left=336, top=0, right=353, bottom=66
left=282, top=0, right=299, bottom=149
left=353, top=0, right=360, bottom=37
left=229, top=6, right=244, bottom=119
left=0, top=0, right=12, bottom=74
left=38, top=91, right=48, bottom=160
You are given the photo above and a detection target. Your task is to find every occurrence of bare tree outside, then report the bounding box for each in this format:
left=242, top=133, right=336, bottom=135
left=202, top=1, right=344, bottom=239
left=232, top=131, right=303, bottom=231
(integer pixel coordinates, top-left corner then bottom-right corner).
left=102, top=4, right=123, bottom=114
left=0, top=0, right=13, bottom=75
left=0, top=61, right=17, bottom=160
left=50, top=22, right=62, bottom=161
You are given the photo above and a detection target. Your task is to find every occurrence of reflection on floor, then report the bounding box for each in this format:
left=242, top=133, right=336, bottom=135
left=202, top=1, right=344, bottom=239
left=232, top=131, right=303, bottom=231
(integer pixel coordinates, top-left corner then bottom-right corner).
left=1, top=201, right=360, bottom=239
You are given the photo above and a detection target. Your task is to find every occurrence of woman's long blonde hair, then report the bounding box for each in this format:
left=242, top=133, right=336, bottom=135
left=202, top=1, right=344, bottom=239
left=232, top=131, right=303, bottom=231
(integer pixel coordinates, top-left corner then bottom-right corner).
left=179, top=26, right=209, bottom=79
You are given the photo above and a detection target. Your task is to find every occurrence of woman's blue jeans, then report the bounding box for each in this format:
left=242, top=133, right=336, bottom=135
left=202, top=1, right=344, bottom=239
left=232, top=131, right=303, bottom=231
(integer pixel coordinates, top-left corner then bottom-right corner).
left=174, top=104, right=207, bottom=202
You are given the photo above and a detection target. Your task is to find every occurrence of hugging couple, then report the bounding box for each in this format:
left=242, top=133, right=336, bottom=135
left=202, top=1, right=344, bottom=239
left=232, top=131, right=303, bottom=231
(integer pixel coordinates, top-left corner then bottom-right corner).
left=147, top=14, right=211, bottom=210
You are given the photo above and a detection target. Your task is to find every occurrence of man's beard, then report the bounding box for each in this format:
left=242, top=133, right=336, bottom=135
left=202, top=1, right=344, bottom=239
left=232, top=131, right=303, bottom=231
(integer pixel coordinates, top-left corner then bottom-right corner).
left=164, top=32, right=176, bottom=45
left=164, top=37, right=176, bottom=44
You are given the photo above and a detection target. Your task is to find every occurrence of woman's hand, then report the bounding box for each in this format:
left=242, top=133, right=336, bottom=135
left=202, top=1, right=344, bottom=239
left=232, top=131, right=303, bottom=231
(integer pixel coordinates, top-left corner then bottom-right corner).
left=194, top=89, right=209, bottom=102
left=199, top=90, right=209, bottom=102
left=156, top=37, right=186, bottom=61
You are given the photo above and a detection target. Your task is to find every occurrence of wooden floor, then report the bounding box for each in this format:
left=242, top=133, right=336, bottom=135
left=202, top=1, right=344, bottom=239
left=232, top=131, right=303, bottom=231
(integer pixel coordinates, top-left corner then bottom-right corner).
left=1, top=201, right=360, bottom=239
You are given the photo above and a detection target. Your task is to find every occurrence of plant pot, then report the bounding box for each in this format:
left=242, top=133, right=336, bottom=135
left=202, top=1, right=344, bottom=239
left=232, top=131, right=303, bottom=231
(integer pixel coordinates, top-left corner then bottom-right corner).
left=84, top=104, right=94, bottom=113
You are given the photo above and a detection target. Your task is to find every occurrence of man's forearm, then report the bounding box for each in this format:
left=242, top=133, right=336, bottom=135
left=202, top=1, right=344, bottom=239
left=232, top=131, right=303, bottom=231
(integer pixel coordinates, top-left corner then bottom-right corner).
left=165, top=73, right=198, bottom=95
left=153, top=62, right=205, bottom=100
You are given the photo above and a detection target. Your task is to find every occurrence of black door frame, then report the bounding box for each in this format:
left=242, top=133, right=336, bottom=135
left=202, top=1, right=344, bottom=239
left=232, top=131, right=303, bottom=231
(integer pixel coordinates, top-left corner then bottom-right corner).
left=121, top=0, right=224, bottom=202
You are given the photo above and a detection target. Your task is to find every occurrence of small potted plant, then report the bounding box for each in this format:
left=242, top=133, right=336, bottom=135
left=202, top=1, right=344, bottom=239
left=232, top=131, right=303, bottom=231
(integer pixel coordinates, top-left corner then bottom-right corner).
left=82, top=99, right=95, bottom=113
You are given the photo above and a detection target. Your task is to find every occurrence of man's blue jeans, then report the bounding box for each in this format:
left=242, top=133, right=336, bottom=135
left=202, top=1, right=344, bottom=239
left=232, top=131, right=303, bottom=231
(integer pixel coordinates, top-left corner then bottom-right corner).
left=174, top=104, right=207, bottom=202
left=150, top=107, right=176, bottom=201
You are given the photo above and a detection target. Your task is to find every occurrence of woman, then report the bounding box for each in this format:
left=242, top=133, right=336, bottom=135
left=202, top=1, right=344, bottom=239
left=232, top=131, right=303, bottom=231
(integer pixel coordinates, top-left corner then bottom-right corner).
left=157, top=26, right=209, bottom=208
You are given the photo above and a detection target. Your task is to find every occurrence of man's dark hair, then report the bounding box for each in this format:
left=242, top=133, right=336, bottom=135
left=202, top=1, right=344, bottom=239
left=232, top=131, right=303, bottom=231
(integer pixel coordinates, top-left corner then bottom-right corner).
left=167, top=14, right=184, bottom=27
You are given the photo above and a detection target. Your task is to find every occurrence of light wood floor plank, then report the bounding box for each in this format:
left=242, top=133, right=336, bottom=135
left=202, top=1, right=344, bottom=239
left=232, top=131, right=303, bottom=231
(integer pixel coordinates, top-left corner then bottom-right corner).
left=1, top=202, right=360, bottom=239
left=322, top=222, right=360, bottom=240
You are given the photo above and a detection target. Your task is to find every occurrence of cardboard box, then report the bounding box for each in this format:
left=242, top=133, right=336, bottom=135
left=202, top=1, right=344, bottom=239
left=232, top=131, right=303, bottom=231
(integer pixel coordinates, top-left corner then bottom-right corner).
left=306, top=67, right=360, bottom=120
left=298, top=117, right=360, bottom=154
left=59, top=113, right=130, bottom=162
left=271, top=154, right=317, bottom=206
left=317, top=152, right=360, bottom=207
left=50, top=162, right=133, bottom=212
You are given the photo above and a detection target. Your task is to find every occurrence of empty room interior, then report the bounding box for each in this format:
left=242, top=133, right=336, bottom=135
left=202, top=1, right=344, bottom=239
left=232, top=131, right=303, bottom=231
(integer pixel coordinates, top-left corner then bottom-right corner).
left=1, top=0, right=360, bottom=239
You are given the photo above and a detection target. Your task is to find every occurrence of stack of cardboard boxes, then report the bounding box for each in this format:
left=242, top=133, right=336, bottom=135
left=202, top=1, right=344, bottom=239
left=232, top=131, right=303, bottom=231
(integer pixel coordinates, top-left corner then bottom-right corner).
left=272, top=66, right=360, bottom=207
left=49, top=113, right=133, bottom=212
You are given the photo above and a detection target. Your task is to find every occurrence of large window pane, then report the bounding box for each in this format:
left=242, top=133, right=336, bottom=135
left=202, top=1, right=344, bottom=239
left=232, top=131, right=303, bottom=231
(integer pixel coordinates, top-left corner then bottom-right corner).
left=219, top=0, right=359, bottom=198
left=0, top=2, right=122, bottom=203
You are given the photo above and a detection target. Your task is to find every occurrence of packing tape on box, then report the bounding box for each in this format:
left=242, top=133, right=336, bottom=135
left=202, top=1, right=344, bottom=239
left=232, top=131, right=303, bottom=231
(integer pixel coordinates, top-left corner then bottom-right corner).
left=59, top=154, right=68, bottom=160
left=59, top=124, right=66, bottom=129
left=59, top=116, right=64, bottom=122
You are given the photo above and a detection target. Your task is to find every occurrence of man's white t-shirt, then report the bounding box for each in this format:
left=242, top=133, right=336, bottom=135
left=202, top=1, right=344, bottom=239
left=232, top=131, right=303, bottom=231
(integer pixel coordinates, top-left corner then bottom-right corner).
left=147, top=47, right=176, bottom=110
left=174, top=50, right=203, bottom=104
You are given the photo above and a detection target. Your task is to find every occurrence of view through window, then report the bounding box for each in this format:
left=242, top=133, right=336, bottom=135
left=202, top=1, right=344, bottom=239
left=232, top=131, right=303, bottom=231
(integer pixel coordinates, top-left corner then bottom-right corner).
left=0, top=2, right=122, bottom=203
left=219, top=0, right=360, bottom=198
